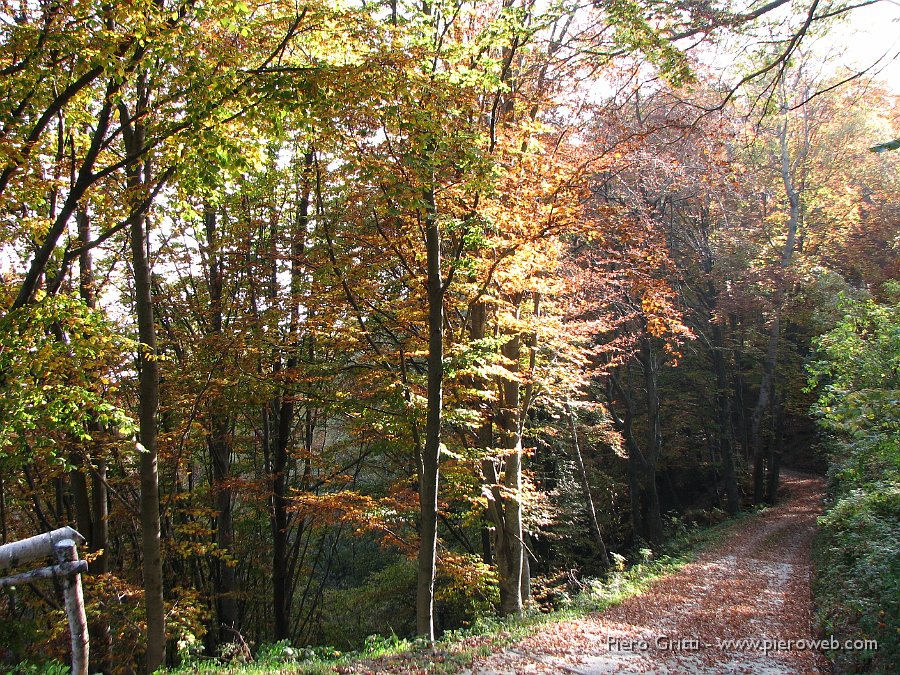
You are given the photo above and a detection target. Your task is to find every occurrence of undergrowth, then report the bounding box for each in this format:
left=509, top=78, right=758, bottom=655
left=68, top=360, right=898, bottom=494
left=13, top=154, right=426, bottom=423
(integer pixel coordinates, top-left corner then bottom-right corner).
left=161, top=512, right=741, bottom=675
left=807, top=288, right=899, bottom=674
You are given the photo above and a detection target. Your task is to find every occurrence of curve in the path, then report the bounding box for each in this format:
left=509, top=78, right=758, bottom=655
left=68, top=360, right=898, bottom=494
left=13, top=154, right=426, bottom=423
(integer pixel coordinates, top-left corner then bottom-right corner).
left=465, top=471, right=830, bottom=675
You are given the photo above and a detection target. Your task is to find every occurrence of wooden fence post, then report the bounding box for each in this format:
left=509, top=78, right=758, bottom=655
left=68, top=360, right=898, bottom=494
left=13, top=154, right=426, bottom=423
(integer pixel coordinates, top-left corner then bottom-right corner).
left=0, top=528, right=90, bottom=674
left=56, top=539, right=89, bottom=675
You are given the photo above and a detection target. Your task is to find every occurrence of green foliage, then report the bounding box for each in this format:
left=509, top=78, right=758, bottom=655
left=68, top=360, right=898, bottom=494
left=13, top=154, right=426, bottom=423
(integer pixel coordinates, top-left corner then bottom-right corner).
left=252, top=640, right=297, bottom=665
left=0, top=600, right=42, bottom=672
left=807, top=288, right=900, bottom=446
left=316, top=553, right=499, bottom=650
left=318, top=560, right=418, bottom=649
left=808, top=287, right=900, bottom=673
left=160, top=508, right=733, bottom=674
left=0, top=294, right=136, bottom=466
left=3, top=661, right=70, bottom=675
left=604, top=0, right=693, bottom=86
left=813, top=482, right=899, bottom=673
left=435, top=553, right=500, bottom=628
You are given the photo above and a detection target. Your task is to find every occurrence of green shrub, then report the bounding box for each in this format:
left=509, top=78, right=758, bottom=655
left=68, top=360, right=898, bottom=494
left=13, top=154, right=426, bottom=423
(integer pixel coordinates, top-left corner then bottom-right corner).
left=434, top=552, right=499, bottom=630
left=808, top=287, right=900, bottom=673
left=318, top=560, right=417, bottom=649
left=813, top=485, right=900, bottom=673
left=317, top=553, right=499, bottom=649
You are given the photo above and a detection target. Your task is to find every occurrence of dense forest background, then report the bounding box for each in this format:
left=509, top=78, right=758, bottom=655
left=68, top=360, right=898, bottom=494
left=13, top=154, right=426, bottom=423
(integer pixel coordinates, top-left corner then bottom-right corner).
left=0, top=0, right=897, bottom=673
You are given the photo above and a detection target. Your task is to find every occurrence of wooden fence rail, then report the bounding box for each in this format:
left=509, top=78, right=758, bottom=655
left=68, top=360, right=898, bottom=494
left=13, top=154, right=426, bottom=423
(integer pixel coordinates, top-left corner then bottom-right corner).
left=0, top=527, right=90, bottom=675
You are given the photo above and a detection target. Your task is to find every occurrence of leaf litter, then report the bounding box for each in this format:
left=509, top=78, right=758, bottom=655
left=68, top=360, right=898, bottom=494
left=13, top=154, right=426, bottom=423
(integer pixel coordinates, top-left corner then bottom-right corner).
left=462, top=471, right=831, bottom=675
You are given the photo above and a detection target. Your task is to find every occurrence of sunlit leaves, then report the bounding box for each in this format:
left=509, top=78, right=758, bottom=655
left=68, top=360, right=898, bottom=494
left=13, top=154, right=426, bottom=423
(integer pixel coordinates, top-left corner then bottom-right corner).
left=807, top=285, right=900, bottom=443
left=0, top=294, right=137, bottom=466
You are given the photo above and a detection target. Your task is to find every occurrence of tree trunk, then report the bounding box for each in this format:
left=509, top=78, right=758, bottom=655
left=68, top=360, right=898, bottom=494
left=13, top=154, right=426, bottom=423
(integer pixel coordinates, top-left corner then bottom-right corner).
left=752, top=114, right=800, bottom=505
left=123, top=98, right=166, bottom=672
left=67, top=470, right=92, bottom=544
left=750, top=317, right=778, bottom=504
left=493, top=326, right=524, bottom=617
left=639, top=467, right=663, bottom=546
left=77, top=207, right=109, bottom=573
left=0, top=475, right=6, bottom=543
left=626, top=451, right=643, bottom=544
left=267, top=151, right=314, bottom=640
left=711, top=323, right=740, bottom=515
left=416, top=184, right=442, bottom=641
left=76, top=207, right=112, bottom=670
left=766, top=389, right=784, bottom=504
left=564, top=401, right=610, bottom=569
left=270, top=351, right=291, bottom=642
left=638, top=338, right=663, bottom=546
left=607, top=375, right=646, bottom=545
left=203, top=206, right=238, bottom=645
left=469, top=301, right=495, bottom=571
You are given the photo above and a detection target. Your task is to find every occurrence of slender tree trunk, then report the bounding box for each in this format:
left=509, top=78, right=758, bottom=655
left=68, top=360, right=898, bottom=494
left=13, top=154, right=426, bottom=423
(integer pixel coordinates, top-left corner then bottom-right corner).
left=89, top=464, right=108, bottom=575
left=607, top=375, right=646, bottom=545
left=564, top=401, right=610, bottom=568
left=766, top=389, right=784, bottom=504
left=626, top=452, right=643, bottom=543
left=752, top=115, right=801, bottom=504
left=68, top=470, right=92, bottom=545
left=711, top=323, right=740, bottom=515
left=638, top=338, right=663, bottom=546
left=270, top=350, right=291, bottom=641
left=0, top=475, right=6, bottom=543
left=469, top=302, right=496, bottom=571
left=204, top=207, right=238, bottom=645
left=76, top=208, right=112, bottom=670
left=732, top=325, right=751, bottom=464
left=123, top=99, right=166, bottom=672
left=77, top=208, right=109, bottom=574
left=484, top=291, right=540, bottom=615
left=211, top=414, right=237, bottom=643
left=520, top=545, right=530, bottom=605
left=417, top=184, right=442, bottom=640
left=68, top=211, right=95, bottom=548
left=269, top=279, right=294, bottom=642
left=270, top=151, right=314, bottom=640
left=750, top=316, right=779, bottom=504
left=480, top=527, right=492, bottom=566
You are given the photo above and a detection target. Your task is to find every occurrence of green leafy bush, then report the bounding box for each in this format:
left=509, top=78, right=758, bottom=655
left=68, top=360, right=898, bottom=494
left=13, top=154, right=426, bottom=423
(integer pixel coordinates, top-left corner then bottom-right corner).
left=317, top=553, right=499, bottom=649
left=808, top=286, right=900, bottom=673
left=814, top=484, right=899, bottom=673
left=318, top=560, right=417, bottom=648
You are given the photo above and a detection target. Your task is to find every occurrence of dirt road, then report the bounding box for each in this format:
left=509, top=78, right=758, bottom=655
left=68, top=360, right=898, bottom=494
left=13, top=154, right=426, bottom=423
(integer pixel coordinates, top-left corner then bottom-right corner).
left=464, top=471, right=830, bottom=674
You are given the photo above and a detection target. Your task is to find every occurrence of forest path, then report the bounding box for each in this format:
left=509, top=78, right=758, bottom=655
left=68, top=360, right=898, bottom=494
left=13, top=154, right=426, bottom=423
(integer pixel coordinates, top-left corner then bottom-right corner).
left=462, top=471, right=829, bottom=675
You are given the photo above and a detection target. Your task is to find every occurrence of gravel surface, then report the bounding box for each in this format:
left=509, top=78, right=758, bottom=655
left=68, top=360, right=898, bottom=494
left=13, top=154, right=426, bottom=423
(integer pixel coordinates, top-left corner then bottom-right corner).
left=463, top=471, right=830, bottom=675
